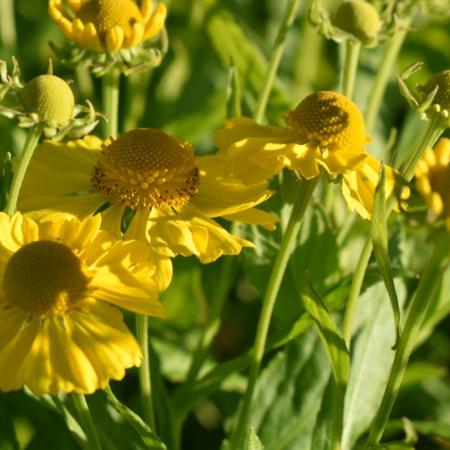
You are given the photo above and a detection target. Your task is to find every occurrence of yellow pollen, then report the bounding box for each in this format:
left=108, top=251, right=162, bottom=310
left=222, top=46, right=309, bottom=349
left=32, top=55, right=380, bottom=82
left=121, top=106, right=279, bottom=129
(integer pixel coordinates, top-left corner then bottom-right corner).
left=92, top=128, right=200, bottom=210
left=76, top=0, right=142, bottom=41
left=285, top=91, right=367, bottom=153
left=3, top=241, right=89, bottom=316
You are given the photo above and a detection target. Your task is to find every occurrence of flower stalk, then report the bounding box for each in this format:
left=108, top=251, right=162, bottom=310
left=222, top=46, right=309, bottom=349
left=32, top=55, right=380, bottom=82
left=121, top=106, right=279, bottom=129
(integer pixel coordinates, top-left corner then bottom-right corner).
left=71, top=393, right=103, bottom=450
left=229, top=176, right=319, bottom=449
left=0, top=0, right=17, bottom=54
left=253, top=0, right=302, bottom=123
left=365, top=26, right=410, bottom=132
left=342, top=115, right=447, bottom=347
left=341, top=40, right=361, bottom=99
left=4, top=125, right=42, bottom=216
left=102, top=68, right=121, bottom=138
left=365, top=236, right=450, bottom=447
left=136, top=314, right=157, bottom=432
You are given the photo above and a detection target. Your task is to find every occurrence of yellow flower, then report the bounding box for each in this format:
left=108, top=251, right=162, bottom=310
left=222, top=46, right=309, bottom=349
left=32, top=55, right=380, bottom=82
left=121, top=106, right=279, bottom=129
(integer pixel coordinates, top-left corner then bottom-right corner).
left=415, top=138, right=450, bottom=230
left=19, top=130, right=276, bottom=263
left=49, top=0, right=166, bottom=53
left=0, top=212, right=168, bottom=395
left=215, top=90, right=402, bottom=219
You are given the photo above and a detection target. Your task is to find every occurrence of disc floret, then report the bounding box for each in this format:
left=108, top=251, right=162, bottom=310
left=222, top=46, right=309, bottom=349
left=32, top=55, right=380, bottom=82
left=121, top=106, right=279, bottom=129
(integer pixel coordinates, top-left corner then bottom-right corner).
left=92, top=128, right=200, bottom=210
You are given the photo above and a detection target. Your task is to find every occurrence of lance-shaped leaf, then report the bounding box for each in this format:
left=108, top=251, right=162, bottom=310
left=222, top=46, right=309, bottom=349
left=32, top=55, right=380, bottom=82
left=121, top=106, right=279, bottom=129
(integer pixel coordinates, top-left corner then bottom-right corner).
left=371, top=163, right=401, bottom=347
left=246, top=427, right=264, bottom=450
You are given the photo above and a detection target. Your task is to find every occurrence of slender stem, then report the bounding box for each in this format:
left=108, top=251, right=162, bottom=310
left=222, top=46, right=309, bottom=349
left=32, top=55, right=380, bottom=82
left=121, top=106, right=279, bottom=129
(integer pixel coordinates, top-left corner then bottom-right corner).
left=136, top=314, right=157, bottom=431
left=365, top=27, right=409, bottom=132
left=342, top=117, right=446, bottom=348
left=229, top=177, right=319, bottom=449
left=0, top=0, right=17, bottom=55
left=253, top=0, right=302, bottom=123
left=102, top=68, right=120, bottom=139
left=71, top=393, right=103, bottom=450
left=365, top=238, right=450, bottom=447
left=400, top=116, right=446, bottom=180
left=342, top=238, right=373, bottom=348
left=341, top=41, right=361, bottom=99
left=4, top=125, right=42, bottom=216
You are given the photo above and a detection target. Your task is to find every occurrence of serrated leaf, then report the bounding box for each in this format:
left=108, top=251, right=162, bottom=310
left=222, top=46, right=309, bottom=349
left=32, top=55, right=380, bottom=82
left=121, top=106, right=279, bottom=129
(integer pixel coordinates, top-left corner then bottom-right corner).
left=371, top=164, right=400, bottom=347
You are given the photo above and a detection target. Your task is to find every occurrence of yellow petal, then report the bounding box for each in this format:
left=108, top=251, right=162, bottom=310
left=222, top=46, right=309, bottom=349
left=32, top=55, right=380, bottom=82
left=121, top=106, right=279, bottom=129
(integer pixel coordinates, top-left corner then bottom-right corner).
left=143, top=3, right=167, bottom=40
left=106, top=26, right=125, bottom=52
left=124, top=22, right=144, bottom=48
left=223, top=207, right=278, bottom=231
left=146, top=205, right=254, bottom=263
left=83, top=23, right=104, bottom=52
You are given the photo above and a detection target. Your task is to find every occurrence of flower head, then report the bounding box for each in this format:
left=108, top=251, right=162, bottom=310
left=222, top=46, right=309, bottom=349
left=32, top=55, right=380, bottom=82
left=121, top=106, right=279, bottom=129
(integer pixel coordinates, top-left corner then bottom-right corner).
left=415, top=138, right=450, bottom=230
left=49, top=0, right=167, bottom=74
left=19, top=130, right=276, bottom=263
left=49, top=0, right=166, bottom=52
left=0, top=212, right=168, bottom=395
left=332, top=0, right=381, bottom=42
left=0, top=59, right=98, bottom=139
left=215, top=90, right=404, bottom=219
left=20, top=74, right=75, bottom=128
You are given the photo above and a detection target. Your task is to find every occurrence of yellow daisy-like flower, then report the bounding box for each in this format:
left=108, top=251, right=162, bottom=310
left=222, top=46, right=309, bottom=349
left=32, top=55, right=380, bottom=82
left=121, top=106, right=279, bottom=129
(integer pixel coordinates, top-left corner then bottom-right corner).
left=0, top=212, right=167, bottom=395
left=215, top=90, right=401, bottom=219
left=19, top=130, right=276, bottom=263
left=415, top=138, right=450, bottom=230
left=49, top=0, right=166, bottom=53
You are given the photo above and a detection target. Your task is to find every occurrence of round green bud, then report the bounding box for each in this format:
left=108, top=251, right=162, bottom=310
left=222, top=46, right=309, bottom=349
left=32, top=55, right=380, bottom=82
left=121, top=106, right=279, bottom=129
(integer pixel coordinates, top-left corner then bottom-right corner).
left=332, top=0, right=381, bottom=41
left=20, top=75, right=75, bottom=127
left=423, top=70, right=450, bottom=111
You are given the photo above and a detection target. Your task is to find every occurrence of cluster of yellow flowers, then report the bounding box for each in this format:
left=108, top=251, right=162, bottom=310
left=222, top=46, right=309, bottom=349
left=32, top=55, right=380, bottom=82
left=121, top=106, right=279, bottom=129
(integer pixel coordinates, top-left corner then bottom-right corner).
left=3, top=0, right=444, bottom=399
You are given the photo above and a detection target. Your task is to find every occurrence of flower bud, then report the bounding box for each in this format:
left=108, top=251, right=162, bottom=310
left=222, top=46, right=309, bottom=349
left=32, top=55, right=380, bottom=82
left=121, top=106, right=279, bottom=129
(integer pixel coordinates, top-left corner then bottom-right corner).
left=332, top=0, right=381, bottom=41
left=20, top=75, right=75, bottom=128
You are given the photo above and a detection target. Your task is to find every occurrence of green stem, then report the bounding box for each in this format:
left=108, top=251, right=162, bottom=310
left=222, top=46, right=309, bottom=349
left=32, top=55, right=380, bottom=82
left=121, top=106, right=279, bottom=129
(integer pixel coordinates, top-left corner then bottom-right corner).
left=341, top=40, right=361, bottom=99
left=365, top=238, right=450, bottom=447
left=365, top=27, right=409, bottom=132
left=71, top=393, right=103, bottom=450
left=136, top=314, right=157, bottom=431
left=400, top=116, right=447, bottom=180
left=342, top=238, right=373, bottom=348
left=229, top=177, right=319, bottom=449
left=342, top=116, right=446, bottom=348
left=4, top=125, right=42, bottom=216
left=253, top=0, right=302, bottom=123
left=0, top=0, right=17, bottom=55
left=102, top=68, right=120, bottom=139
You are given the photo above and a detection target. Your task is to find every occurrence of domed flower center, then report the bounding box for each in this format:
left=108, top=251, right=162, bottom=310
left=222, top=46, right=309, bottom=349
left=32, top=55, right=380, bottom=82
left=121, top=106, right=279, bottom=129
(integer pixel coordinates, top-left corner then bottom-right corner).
left=285, top=91, right=367, bottom=153
left=20, top=75, right=75, bottom=128
left=92, top=128, right=200, bottom=210
left=3, top=241, right=89, bottom=316
left=76, top=0, right=143, bottom=40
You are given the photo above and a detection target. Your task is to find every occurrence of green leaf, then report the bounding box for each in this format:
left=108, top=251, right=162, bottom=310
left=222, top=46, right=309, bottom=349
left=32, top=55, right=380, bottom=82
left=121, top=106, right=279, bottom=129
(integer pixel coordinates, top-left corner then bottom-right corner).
left=300, top=281, right=349, bottom=385
left=206, top=9, right=290, bottom=122
left=245, top=330, right=331, bottom=450
left=105, top=387, right=167, bottom=450
left=246, top=427, right=264, bottom=450
left=371, top=163, right=401, bottom=347
left=342, top=281, right=406, bottom=450
left=301, top=281, right=349, bottom=450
